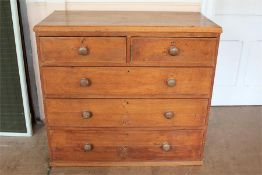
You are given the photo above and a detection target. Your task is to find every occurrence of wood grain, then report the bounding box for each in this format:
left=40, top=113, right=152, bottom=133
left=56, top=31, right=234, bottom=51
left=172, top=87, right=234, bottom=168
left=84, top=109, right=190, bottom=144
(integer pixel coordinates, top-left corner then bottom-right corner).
left=49, top=129, right=204, bottom=162
left=42, top=67, right=213, bottom=98
left=45, top=99, right=208, bottom=128
left=200, top=37, right=221, bottom=160
left=131, top=37, right=217, bottom=66
left=39, top=37, right=126, bottom=66
left=34, top=11, right=222, bottom=36
left=34, top=11, right=222, bottom=166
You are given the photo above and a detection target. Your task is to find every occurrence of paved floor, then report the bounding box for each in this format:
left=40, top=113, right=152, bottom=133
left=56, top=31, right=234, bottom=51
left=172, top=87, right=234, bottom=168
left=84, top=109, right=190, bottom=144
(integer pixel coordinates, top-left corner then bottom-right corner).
left=0, top=106, right=261, bottom=175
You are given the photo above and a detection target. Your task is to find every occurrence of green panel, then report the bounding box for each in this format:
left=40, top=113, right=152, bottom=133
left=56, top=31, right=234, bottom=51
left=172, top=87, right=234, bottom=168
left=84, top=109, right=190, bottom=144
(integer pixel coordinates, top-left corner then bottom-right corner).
left=0, top=0, right=27, bottom=133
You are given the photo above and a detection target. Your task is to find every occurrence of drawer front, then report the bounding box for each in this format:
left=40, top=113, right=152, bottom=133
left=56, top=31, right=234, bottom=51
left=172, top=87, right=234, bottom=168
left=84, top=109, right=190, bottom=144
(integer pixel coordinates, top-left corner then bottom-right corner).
left=42, top=67, right=213, bottom=98
left=50, top=129, right=203, bottom=162
left=39, top=37, right=126, bottom=66
left=131, top=38, right=217, bottom=66
left=46, top=99, right=208, bottom=127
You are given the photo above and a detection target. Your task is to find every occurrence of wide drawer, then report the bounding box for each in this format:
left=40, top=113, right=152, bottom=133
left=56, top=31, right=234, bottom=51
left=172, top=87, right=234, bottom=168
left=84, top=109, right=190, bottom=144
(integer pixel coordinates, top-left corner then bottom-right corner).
left=49, top=129, right=204, bottom=162
left=46, top=99, right=208, bottom=128
left=38, top=37, right=126, bottom=66
left=42, top=67, right=213, bottom=98
left=131, top=38, right=217, bottom=66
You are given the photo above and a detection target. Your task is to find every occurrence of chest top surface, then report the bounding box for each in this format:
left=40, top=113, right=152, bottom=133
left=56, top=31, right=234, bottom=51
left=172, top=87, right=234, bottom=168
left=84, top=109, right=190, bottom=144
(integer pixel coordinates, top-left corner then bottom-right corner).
left=34, top=11, right=222, bottom=35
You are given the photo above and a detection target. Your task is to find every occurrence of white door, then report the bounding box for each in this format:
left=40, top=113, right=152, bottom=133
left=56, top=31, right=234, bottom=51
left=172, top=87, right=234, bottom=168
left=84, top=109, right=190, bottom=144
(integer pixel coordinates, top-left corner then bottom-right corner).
left=202, top=0, right=262, bottom=105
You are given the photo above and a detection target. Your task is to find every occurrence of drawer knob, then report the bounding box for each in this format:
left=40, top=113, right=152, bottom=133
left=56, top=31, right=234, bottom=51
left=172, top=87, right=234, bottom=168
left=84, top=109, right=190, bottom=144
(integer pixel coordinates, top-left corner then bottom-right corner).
left=82, top=111, right=92, bottom=119
left=167, top=78, right=176, bottom=87
left=78, top=47, right=89, bottom=56
left=162, top=142, right=171, bottom=152
left=80, top=78, right=91, bottom=87
left=84, top=144, right=93, bottom=152
left=164, top=111, right=174, bottom=119
left=169, top=46, right=179, bottom=56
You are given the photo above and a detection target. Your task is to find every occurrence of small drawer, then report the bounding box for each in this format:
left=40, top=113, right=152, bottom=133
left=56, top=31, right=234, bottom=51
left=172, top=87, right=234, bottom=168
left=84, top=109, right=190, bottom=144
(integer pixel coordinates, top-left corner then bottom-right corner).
left=39, top=37, right=126, bottom=66
left=49, top=129, right=204, bottom=162
left=42, top=67, right=213, bottom=98
left=131, top=37, right=217, bottom=66
left=45, top=99, right=208, bottom=128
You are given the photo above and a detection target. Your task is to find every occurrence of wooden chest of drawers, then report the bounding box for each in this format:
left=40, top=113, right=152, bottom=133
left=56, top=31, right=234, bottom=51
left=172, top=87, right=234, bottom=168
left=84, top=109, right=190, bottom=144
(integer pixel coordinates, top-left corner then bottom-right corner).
left=34, top=11, right=222, bottom=166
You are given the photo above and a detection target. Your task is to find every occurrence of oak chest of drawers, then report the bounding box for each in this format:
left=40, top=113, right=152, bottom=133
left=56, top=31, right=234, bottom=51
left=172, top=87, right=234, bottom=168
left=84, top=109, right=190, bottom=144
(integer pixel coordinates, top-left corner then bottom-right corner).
left=34, top=11, right=222, bottom=166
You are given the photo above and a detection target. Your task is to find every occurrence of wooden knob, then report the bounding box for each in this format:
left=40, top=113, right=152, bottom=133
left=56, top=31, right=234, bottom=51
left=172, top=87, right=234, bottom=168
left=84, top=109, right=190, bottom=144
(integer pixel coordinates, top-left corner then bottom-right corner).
left=84, top=144, right=93, bottom=152
left=80, top=78, right=91, bottom=87
left=169, top=46, right=179, bottom=56
left=167, top=78, right=176, bottom=87
left=164, top=111, right=174, bottom=119
left=78, top=47, right=89, bottom=56
left=82, top=111, right=92, bottom=119
left=162, top=142, right=171, bottom=152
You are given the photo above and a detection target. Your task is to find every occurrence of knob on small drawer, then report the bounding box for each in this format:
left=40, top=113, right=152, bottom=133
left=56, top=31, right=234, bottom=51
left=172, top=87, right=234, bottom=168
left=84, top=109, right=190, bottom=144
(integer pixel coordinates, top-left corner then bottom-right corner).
left=84, top=143, right=93, bottom=152
left=78, top=46, right=89, bottom=56
left=162, top=142, right=171, bottom=152
left=164, top=111, right=174, bottom=119
left=82, top=111, right=92, bottom=119
left=166, top=78, right=176, bottom=87
left=169, top=46, right=179, bottom=56
left=80, top=78, right=91, bottom=87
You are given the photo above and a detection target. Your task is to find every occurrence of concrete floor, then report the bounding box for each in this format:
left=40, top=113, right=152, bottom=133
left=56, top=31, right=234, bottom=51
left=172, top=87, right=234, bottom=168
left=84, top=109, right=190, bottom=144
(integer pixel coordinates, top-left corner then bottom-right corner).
left=0, top=106, right=261, bottom=175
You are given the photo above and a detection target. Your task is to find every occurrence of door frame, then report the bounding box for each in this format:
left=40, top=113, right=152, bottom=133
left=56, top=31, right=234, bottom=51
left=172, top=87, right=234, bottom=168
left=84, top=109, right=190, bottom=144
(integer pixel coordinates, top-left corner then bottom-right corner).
left=0, top=0, right=32, bottom=136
